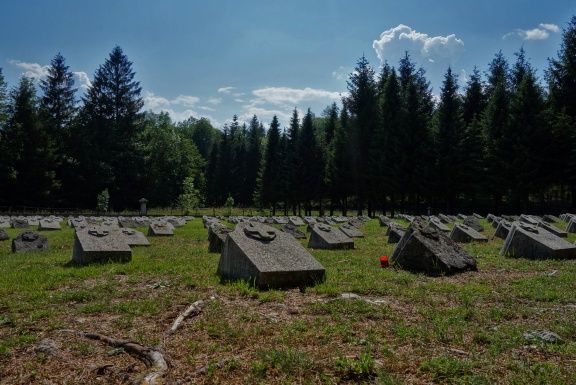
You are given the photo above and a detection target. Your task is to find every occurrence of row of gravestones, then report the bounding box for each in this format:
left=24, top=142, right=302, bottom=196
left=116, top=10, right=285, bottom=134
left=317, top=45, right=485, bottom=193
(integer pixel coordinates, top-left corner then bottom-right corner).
left=220, top=215, right=371, bottom=227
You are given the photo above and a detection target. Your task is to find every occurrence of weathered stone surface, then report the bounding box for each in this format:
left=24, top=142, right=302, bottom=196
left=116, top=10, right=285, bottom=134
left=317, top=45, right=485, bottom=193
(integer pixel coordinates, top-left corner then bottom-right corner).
left=438, top=214, right=453, bottom=224
left=473, top=213, right=484, bottom=219
left=339, top=224, right=364, bottom=238
left=288, top=216, right=305, bottom=226
left=387, top=224, right=406, bottom=244
left=494, top=220, right=512, bottom=239
left=272, top=216, right=289, bottom=224
left=73, top=226, right=131, bottom=264
left=543, top=214, right=561, bottom=223
left=348, top=217, right=364, bottom=229
left=463, top=216, right=484, bottom=232
left=331, top=216, right=347, bottom=223
left=566, top=218, right=576, bottom=233
left=323, top=217, right=337, bottom=226
left=520, top=214, right=540, bottom=226
left=11, top=218, right=30, bottom=229
left=147, top=223, right=174, bottom=236
left=166, top=217, right=186, bottom=227
left=486, top=213, right=499, bottom=223
left=217, top=222, right=325, bottom=288
left=391, top=218, right=477, bottom=275
left=359, top=215, right=372, bottom=222
left=12, top=230, right=49, bottom=253
left=308, top=223, right=354, bottom=250
left=385, top=222, right=406, bottom=236
left=281, top=223, right=307, bottom=239
left=302, top=216, right=317, bottom=225
left=203, top=216, right=220, bottom=228
left=502, top=222, right=576, bottom=260
left=449, top=224, right=488, bottom=243
left=0, top=218, right=10, bottom=228
left=0, top=229, right=10, bottom=241
left=457, top=214, right=467, bottom=220
left=119, top=228, right=150, bottom=247
left=38, top=218, right=62, bottom=231
left=378, top=215, right=391, bottom=227
left=101, top=221, right=120, bottom=231
left=69, top=217, right=89, bottom=229
left=208, top=223, right=233, bottom=253
left=523, top=330, right=563, bottom=343
left=537, top=222, right=568, bottom=238
left=428, top=217, right=450, bottom=233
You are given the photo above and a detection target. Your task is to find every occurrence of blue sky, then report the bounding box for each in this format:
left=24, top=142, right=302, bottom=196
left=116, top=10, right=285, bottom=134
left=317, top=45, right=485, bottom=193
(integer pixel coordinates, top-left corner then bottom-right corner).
left=1, top=0, right=574, bottom=128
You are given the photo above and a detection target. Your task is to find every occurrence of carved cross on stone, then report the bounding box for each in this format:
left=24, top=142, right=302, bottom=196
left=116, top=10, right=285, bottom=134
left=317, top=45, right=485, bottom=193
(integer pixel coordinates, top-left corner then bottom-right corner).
left=244, top=223, right=276, bottom=241
left=88, top=227, right=110, bottom=237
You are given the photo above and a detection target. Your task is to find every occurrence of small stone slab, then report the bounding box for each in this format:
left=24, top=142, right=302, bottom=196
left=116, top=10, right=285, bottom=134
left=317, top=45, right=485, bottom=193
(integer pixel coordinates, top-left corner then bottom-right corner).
left=543, top=215, right=561, bottom=223
left=73, top=226, right=131, bottom=264
left=348, top=217, right=364, bottom=228
left=12, top=230, right=49, bottom=253
left=502, top=222, right=576, bottom=260
left=486, top=213, right=499, bottom=223
left=302, top=216, right=317, bottom=225
left=331, top=216, right=347, bottom=223
left=288, top=216, right=305, bottom=226
left=120, top=228, right=150, bottom=247
left=566, top=218, right=576, bottom=233
left=272, top=216, right=289, bottom=224
left=217, top=222, right=325, bottom=288
left=101, top=221, right=120, bottom=231
left=166, top=217, right=186, bottom=227
left=391, top=217, right=477, bottom=275
left=463, top=216, right=484, bottom=232
left=523, top=330, right=562, bottom=344
left=378, top=215, right=391, bottom=227
left=438, top=214, right=453, bottom=224
left=308, top=223, right=354, bottom=250
left=537, top=222, right=568, bottom=238
left=520, top=214, right=540, bottom=226
left=359, top=215, right=372, bottom=222
left=494, top=220, right=512, bottom=239
left=70, top=218, right=89, bottom=229
left=203, top=216, right=220, bottom=228
left=387, top=224, right=406, bottom=244
left=428, top=217, right=450, bottom=233
left=148, top=223, right=174, bottom=236
left=11, top=218, right=30, bottom=229
left=208, top=223, right=233, bottom=253
left=281, top=223, right=307, bottom=239
left=473, top=213, right=484, bottom=219
left=0, top=229, right=10, bottom=241
left=449, top=224, right=488, bottom=243
left=457, top=214, right=467, bottom=220
left=339, top=224, right=364, bottom=238
left=323, top=217, right=337, bottom=226
left=0, top=219, right=10, bottom=228
left=38, top=218, right=62, bottom=231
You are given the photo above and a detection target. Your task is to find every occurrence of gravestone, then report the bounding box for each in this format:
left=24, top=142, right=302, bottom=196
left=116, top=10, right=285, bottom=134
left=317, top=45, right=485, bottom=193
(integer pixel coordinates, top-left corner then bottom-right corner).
left=449, top=224, right=488, bottom=243
left=217, top=222, right=325, bottom=288
left=281, top=223, right=307, bottom=239
left=11, top=218, right=30, bottom=229
left=323, top=217, right=337, bottom=226
left=0, top=218, right=11, bottom=228
left=288, top=216, right=306, bottom=226
left=208, top=223, right=233, bottom=253
left=118, top=217, right=138, bottom=228
left=272, top=216, right=289, bottom=225
left=520, top=214, right=540, bottom=226
left=101, top=221, right=120, bottom=231
left=73, top=226, right=131, bottom=264
left=387, top=224, right=406, bottom=244
left=308, top=223, right=354, bottom=250
left=543, top=215, right=560, bottom=223
left=120, top=228, right=150, bottom=247
left=332, top=216, right=347, bottom=223
left=378, top=215, right=391, bottom=227
left=537, top=221, right=568, bottom=238
left=457, top=214, right=467, bottom=220
left=0, top=229, right=10, bottom=241
left=494, top=220, right=512, bottom=239
left=565, top=218, right=576, bottom=233
left=486, top=213, right=499, bottom=223
left=12, top=231, right=49, bottom=253
left=348, top=217, right=364, bottom=228
left=438, top=214, right=453, bottom=224
left=473, top=213, right=484, bottom=220
left=339, top=224, right=364, bottom=238
left=303, top=216, right=317, bottom=225
left=147, top=222, right=174, bottom=236
left=359, top=215, right=372, bottom=222
left=390, top=217, right=477, bottom=275
left=203, top=216, right=220, bottom=228
left=501, top=222, right=576, bottom=260
left=167, top=217, right=186, bottom=227
left=428, top=217, right=450, bottom=233
left=463, top=216, right=484, bottom=232
left=70, top=218, right=89, bottom=229
left=38, top=218, right=62, bottom=231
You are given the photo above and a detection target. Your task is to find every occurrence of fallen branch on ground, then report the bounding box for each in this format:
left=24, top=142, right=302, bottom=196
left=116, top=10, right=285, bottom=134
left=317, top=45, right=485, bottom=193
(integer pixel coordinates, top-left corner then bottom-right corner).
left=164, top=295, right=217, bottom=337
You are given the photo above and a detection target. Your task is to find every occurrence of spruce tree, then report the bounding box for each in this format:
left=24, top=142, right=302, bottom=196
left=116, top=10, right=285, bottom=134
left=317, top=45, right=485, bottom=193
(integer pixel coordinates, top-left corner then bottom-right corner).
left=245, top=115, right=263, bottom=206
left=298, top=109, right=324, bottom=215
left=257, top=116, right=282, bottom=215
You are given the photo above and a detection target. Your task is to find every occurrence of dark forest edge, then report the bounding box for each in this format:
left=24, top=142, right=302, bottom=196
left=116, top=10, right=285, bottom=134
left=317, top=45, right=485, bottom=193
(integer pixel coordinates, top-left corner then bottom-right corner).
left=0, top=16, right=575, bottom=216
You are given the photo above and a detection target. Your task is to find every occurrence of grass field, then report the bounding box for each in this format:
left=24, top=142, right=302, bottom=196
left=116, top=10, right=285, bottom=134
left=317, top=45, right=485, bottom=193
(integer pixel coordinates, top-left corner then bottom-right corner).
left=0, top=215, right=575, bottom=384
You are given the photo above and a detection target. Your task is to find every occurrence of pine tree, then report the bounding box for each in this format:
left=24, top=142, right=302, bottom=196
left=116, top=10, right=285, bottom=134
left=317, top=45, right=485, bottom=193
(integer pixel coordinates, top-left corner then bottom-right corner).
left=286, top=108, right=300, bottom=214
left=298, top=109, right=324, bottom=215
left=245, top=115, right=263, bottom=206
left=257, top=116, right=282, bottom=214
left=78, top=46, right=145, bottom=209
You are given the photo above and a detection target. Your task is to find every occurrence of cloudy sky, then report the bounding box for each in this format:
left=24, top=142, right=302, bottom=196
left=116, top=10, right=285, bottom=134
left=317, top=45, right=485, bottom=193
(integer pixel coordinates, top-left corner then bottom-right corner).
left=0, top=0, right=573, bottom=128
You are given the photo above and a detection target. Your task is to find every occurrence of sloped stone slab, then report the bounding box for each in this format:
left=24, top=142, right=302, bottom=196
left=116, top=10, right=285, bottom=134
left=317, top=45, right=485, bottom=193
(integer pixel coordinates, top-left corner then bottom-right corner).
left=387, top=224, right=406, bottom=244
left=217, top=222, right=325, bottom=288
left=378, top=215, right=391, bottom=227
left=166, top=217, right=186, bottom=227
left=502, top=222, right=576, bottom=260
left=308, top=223, right=354, bottom=250
left=428, top=218, right=450, bottom=233
left=11, top=218, right=30, bottom=229
left=0, top=229, right=9, bottom=241
left=463, top=216, right=484, bottom=232
left=543, top=215, right=560, bottom=223
left=288, top=216, right=305, bottom=226
left=272, top=216, right=289, bottom=224
left=69, top=218, right=89, bottom=229
left=0, top=219, right=10, bottom=228
left=101, top=221, right=120, bottom=231
left=566, top=218, right=576, bottom=233
left=391, top=217, right=477, bottom=275
left=208, top=223, right=233, bottom=253
left=449, top=224, right=488, bottom=243
left=147, top=223, right=174, bottom=236
left=38, top=218, right=62, bottom=231
left=120, top=228, right=150, bottom=247
left=12, top=230, right=49, bottom=253
left=281, top=223, right=307, bottom=239
left=339, top=224, right=364, bottom=238
left=537, top=222, right=568, bottom=238
left=302, top=216, right=317, bottom=225
left=73, top=226, right=131, bottom=264
left=494, top=220, right=512, bottom=239
left=438, top=214, right=453, bottom=224
left=520, top=214, right=539, bottom=226
left=348, top=217, right=364, bottom=228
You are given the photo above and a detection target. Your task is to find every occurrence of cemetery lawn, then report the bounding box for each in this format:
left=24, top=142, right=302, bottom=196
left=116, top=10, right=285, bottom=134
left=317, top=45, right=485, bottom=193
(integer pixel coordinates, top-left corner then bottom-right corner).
left=1, top=217, right=575, bottom=384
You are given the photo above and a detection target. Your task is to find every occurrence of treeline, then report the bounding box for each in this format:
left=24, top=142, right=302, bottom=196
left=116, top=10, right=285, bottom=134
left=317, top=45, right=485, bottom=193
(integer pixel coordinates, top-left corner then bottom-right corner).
left=0, top=16, right=575, bottom=215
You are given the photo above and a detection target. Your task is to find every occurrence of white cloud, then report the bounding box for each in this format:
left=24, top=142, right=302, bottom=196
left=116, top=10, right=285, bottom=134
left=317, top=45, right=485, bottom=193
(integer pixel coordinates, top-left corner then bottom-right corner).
left=252, top=87, right=342, bottom=107
left=218, top=86, right=236, bottom=94
left=207, top=97, right=222, bottom=105
left=173, top=95, right=200, bottom=107
left=8, top=59, right=49, bottom=79
left=372, top=25, right=464, bottom=65
left=198, top=106, right=216, bottom=112
left=73, top=71, right=92, bottom=90
left=503, top=23, right=560, bottom=40
left=144, top=91, right=170, bottom=109
left=332, top=66, right=350, bottom=81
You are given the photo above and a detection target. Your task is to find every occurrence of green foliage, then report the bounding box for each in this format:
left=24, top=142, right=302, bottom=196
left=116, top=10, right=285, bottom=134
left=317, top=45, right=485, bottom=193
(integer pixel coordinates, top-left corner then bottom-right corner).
left=96, top=188, right=109, bottom=213
left=177, top=177, right=200, bottom=215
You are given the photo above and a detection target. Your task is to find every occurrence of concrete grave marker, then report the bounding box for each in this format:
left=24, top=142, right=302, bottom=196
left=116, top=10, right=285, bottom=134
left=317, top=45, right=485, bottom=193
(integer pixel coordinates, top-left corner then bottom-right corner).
left=272, top=216, right=289, bottom=224
left=502, top=222, right=576, bottom=260
left=378, top=215, right=391, bottom=227
left=438, top=214, right=453, bottom=224
left=217, top=222, right=325, bottom=288
left=0, top=229, right=10, bottom=241
left=387, top=223, right=406, bottom=244
left=303, top=216, right=317, bottom=225
left=288, top=216, right=306, bottom=226
left=348, top=217, right=364, bottom=229
left=543, top=214, right=560, bottom=223
left=537, top=221, right=568, bottom=238
left=281, top=223, right=307, bottom=239
left=11, top=218, right=30, bottom=229
left=120, top=228, right=150, bottom=247
left=391, top=217, right=477, bottom=275
left=0, top=217, right=10, bottom=228
left=449, top=224, right=488, bottom=243
left=73, top=226, right=131, bottom=264
left=208, top=223, right=233, bottom=253
left=428, top=217, right=450, bottom=233
left=308, top=223, right=354, bottom=250
left=339, top=224, right=364, bottom=238
left=463, top=216, right=484, bottom=232
left=38, top=218, right=62, bottom=231
left=566, top=217, right=576, bottom=233
left=148, top=222, right=174, bottom=236
left=494, top=220, right=512, bottom=239
left=12, top=230, right=49, bottom=253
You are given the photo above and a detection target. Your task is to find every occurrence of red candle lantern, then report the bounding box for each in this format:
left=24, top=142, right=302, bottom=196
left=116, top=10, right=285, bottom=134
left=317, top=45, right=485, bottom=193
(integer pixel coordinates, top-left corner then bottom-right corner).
left=380, top=256, right=389, bottom=268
